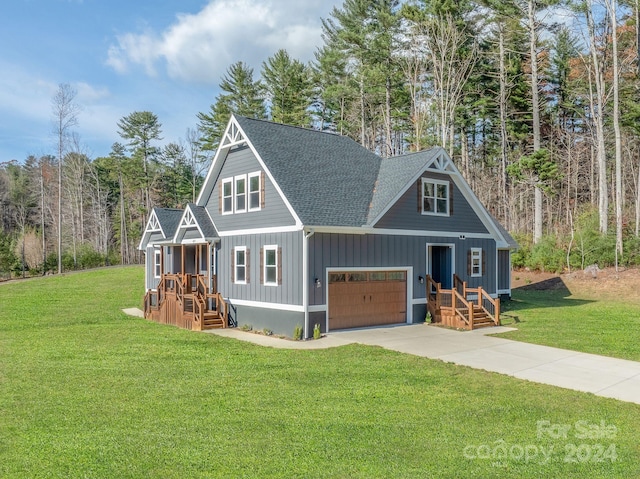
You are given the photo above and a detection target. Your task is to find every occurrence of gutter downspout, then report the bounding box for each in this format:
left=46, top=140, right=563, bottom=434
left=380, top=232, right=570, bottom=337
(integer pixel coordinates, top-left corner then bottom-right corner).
left=303, top=228, right=315, bottom=339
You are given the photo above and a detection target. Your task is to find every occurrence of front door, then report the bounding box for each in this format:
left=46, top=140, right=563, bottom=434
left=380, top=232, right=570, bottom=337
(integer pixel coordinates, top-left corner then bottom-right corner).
left=428, top=245, right=453, bottom=289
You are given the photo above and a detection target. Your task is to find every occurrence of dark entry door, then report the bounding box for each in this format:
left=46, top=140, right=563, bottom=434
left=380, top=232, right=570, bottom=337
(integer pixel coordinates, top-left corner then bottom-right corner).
left=430, top=245, right=452, bottom=289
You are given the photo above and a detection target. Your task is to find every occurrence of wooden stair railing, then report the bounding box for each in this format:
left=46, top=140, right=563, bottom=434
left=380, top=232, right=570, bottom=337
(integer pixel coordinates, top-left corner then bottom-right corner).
left=426, top=274, right=500, bottom=329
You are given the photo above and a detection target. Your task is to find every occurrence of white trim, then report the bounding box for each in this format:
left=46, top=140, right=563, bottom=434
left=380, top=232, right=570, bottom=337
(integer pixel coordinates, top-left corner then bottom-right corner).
left=368, top=149, right=453, bottom=225
left=421, top=177, right=450, bottom=217
left=304, top=224, right=494, bottom=239
left=138, top=209, right=166, bottom=250
left=248, top=171, right=262, bottom=212
left=263, top=244, right=278, bottom=286
left=412, top=298, right=427, bottom=305
left=218, top=225, right=302, bottom=237
left=197, top=115, right=303, bottom=228
left=229, top=298, right=305, bottom=313
left=221, top=178, right=233, bottom=215
left=367, top=147, right=511, bottom=248
left=324, top=266, right=414, bottom=333
left=309, top=304, right=326, bottom=313
left=172, top=204, right=207, bottom=244
left=234, top=246, right=247, bottom=284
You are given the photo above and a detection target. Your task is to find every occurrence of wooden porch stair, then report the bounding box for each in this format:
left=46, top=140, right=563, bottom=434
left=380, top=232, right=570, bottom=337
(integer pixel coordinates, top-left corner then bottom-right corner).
left=426, top=274, right=500, bottom=330
left=144, top=273, right=228, bottom=331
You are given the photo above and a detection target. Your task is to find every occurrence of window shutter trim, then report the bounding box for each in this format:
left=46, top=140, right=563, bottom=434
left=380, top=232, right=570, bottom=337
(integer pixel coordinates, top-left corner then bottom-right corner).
left=449, top=180, right=454, bottom=216
left=260, top=171, right=266, bottom=209
left=260, top=247, right=264, bottom=284
left=277, top=247, right=282, bottom=285
left=467, top=250, right=471, bottom=276
left=417, top=178, right=422, bottom=212
left=246, top=248, right=250, bottom=284
left=218, top=183, right=222, bottom=213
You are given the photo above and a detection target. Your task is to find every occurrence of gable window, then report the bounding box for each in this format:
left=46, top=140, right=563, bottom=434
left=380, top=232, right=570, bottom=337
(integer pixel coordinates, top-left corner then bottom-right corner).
left=222, top=179, right=233, bottom=214
left=262, top=245, right=278, bottom=286
left=154, top=249, right=161, bottom=278
left=470, top=248, right=482, bottom=277
left=422, top=178, right=449, bottom=216
left=235, top=175, right=247, bottom=213
left=233, top=246, right=248, bottom=284
left=248, top=172, right=261, bottom=211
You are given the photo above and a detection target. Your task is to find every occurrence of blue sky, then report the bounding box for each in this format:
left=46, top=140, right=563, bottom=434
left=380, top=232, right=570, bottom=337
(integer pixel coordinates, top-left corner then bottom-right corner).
left=0, top=0, right=340, bottom=162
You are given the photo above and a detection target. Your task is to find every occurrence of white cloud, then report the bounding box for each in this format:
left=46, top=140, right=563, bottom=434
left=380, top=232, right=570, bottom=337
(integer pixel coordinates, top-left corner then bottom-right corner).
left=106, top=0, right=335, bottom=84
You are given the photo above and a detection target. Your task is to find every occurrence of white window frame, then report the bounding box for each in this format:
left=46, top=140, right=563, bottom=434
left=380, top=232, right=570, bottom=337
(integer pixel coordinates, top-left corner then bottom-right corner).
left=422, top=178, right=449, bottom=217
left=263, top=245, right=278, bottom=286
left=221, top=178, right=233, bottom=215
left=248, top=171, right=261, bottom=212
left=234, top=175, right=247, bottom=213
left=470, top=248, right=482, bottom=277
left=154, top=249, right=161, bottom=278
left=234, top=246, right=247, bottom=284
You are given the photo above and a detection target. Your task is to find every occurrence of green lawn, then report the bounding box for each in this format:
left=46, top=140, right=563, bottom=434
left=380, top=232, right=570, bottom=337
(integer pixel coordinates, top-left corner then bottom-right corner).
left=498, top=287, right=640, bottom=361
left=1, top=267, right=639, bottom=478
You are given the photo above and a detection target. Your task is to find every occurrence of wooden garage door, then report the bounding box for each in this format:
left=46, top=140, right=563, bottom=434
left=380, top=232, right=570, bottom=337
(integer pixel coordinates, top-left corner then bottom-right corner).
left=328, top=271, right=407, bottom=330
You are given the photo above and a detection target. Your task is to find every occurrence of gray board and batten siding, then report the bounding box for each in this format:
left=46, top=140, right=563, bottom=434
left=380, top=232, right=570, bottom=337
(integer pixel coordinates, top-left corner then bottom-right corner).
left=497, top=249, right=512, bottom=293
left=204, top=145, right=297, bottom=231
left=308, top=232, right=498, bottom=307
left=374, top=172, right=489, bottom=234
left=218, top=230, right=303, bottom=306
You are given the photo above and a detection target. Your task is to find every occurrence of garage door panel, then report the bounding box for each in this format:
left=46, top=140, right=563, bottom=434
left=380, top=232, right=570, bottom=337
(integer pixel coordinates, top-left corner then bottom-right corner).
left=328, top=270, right=407, bottom=330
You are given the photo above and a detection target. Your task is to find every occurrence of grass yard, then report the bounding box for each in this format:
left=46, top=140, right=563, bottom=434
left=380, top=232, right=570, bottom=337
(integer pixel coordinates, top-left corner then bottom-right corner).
left=1, top=267, right=639, bottom=478
left=499, top=273, right=640, bottom=362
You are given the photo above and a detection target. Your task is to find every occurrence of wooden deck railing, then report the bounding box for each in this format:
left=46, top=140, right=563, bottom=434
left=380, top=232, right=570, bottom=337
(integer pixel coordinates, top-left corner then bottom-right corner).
left=426, top=274, right=500, bottom=329
left=144, top=273, right=226, bottom=331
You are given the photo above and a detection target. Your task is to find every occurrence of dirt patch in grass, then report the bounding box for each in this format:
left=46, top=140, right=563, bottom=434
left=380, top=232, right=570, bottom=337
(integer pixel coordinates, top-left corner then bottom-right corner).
left=512, top=267, right=640, bottom=304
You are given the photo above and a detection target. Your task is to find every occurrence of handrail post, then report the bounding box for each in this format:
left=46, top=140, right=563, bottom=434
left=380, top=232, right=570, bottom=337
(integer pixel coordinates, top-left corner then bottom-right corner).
left=495, top=297, right=501, bottom=326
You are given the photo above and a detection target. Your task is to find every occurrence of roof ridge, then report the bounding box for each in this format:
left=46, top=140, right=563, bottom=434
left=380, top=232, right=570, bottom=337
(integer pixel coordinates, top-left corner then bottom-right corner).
left=234, top=115, right=351, bottom=141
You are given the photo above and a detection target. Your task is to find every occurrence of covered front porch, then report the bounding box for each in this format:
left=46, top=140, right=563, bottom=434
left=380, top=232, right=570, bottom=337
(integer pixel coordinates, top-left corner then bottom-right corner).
left=144, top=271, right=228, bottom=331
left=426, top=274, right=500, bottom=330
left=141, top=204, right=227, bottom=331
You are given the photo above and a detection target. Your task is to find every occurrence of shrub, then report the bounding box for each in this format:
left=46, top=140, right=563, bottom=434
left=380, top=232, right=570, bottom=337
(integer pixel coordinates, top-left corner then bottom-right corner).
left=293, top=324, right=303, bottom=341
left=313, top=323, right=321, bottom=340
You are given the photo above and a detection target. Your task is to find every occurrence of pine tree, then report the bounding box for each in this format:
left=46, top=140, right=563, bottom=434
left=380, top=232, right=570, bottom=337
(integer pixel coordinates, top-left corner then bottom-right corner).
left=197, top=62, right=265, bottom=151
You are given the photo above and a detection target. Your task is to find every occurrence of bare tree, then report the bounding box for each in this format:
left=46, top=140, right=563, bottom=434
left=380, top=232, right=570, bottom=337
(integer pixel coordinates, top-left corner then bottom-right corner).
left=422, top=14, right=477, bottom=156
left=51, top=83, right=80, bottom=273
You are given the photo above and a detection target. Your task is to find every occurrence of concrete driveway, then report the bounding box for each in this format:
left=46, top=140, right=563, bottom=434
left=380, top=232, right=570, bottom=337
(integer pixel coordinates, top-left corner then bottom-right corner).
left=209, top=323, right=640, bottom=406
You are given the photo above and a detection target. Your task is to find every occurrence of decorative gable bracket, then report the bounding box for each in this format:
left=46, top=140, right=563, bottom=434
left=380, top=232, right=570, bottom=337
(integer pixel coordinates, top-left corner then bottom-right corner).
left=220, top=120, right=247, bottom=149
left=427, top=153, right=456, bottom=173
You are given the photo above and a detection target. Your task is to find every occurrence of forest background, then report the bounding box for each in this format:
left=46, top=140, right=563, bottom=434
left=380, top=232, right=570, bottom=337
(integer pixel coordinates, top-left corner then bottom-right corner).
left=2, top=0, right=640, bottom=278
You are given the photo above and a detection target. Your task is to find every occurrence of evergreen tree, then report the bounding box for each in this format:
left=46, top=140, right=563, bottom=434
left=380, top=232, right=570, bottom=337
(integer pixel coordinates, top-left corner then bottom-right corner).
left=197, top=62, right=266, bottom=151
left=262, top=49, right=314, bottom=127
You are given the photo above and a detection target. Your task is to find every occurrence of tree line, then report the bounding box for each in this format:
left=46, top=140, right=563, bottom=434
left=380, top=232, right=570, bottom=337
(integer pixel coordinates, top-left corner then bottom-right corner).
left=2, top=0, right=640, bottom=277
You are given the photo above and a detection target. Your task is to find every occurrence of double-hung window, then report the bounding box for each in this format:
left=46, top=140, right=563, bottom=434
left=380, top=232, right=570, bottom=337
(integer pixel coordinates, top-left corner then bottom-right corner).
left=220, top=171, right=263, bottom=214
left=470, top=248, right=482, bottom=277
left=222, top=179, right=233, bottom=214
left=235, top=175, right=247, bottom=213
left=263, top=245, right=278, bottom=286
left=422, top=178, right=449, bottom=216
left=234, top=247, right=247, bottom=284
left=154, top=249, right=161, bottom=278
left=248, top=172, right=261, bottom=211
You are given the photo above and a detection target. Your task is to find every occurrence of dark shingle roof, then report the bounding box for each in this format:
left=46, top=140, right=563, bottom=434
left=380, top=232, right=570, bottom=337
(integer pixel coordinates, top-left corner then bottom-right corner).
left=368, top=148, right=441, bottom=224
left=187, top=203, right=218, bottom=238
left=235, top=116, right=381, bottom=226
left=154, top=208, right=183, bottom=239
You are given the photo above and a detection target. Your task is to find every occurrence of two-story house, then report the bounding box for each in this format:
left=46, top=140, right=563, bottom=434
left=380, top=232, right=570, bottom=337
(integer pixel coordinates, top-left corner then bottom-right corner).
left=140, top=115, right=517, bottom=338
